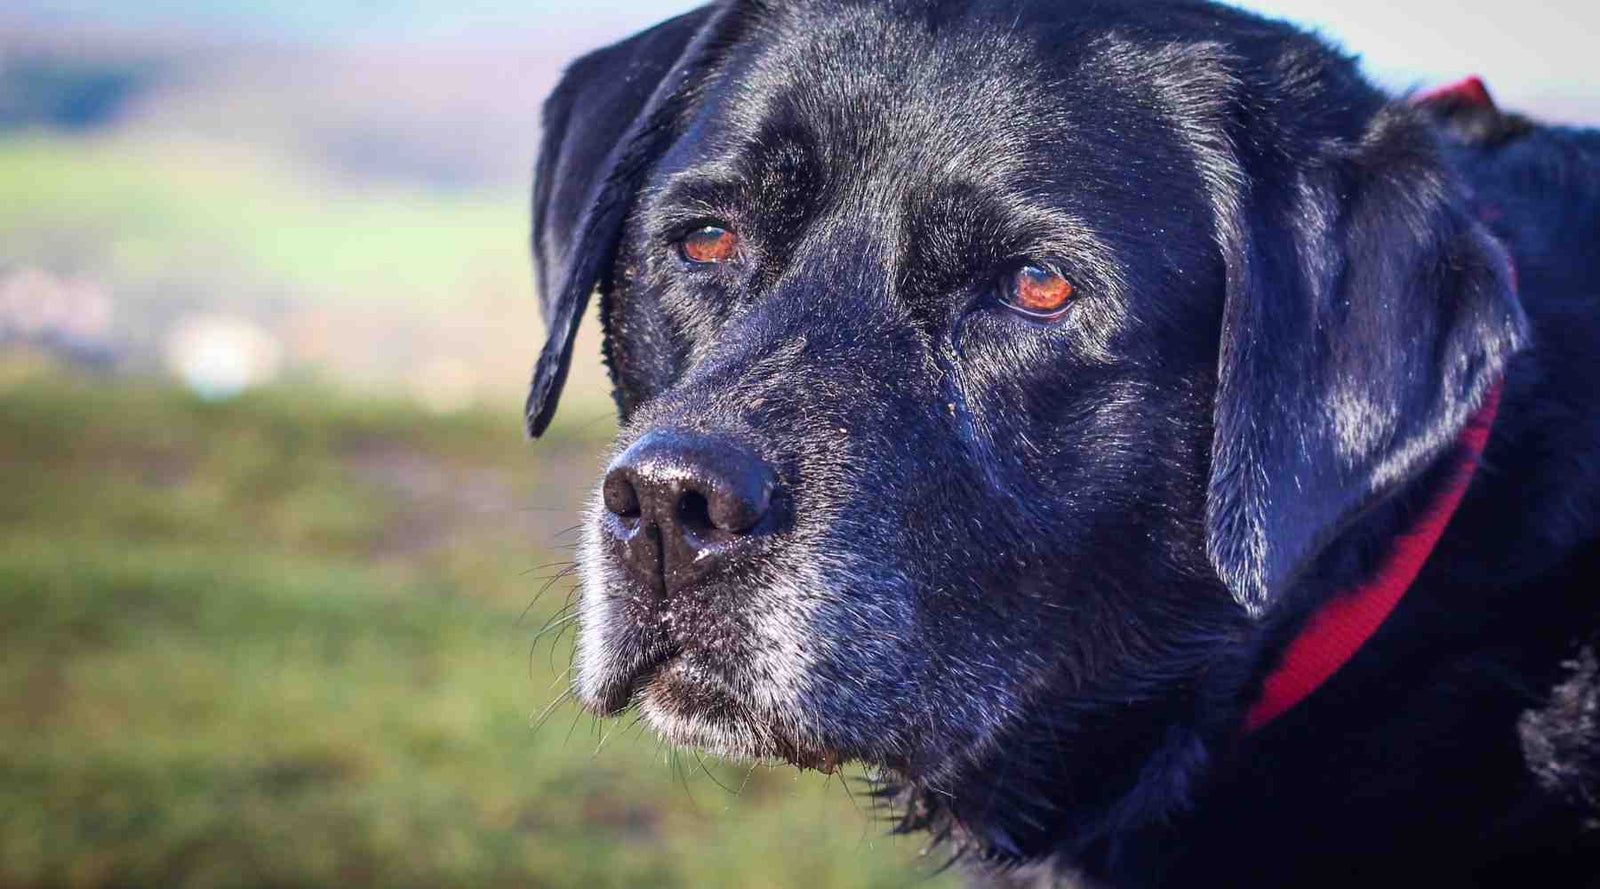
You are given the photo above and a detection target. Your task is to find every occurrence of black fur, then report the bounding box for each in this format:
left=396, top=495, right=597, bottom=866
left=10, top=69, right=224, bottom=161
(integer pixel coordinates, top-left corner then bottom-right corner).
left=526, top=1, right=1600, bottom=885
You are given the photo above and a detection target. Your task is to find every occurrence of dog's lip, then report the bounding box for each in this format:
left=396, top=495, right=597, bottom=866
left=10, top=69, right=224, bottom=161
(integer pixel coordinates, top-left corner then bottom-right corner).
left=590, top=643, right=682, bottom=716
left=780, top=741, right=847, bottom=774
left=635, top=659, right=860, bottom=773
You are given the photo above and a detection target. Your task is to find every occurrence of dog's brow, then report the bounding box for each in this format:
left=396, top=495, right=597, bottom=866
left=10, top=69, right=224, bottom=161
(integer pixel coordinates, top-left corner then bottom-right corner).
left=649, top=133, right=830, bottom=238
left=644, top=167, right=764, bottom=240
left=917, top=184, right=1127, bottom=295
left=657, top=172, right=743, bottom=215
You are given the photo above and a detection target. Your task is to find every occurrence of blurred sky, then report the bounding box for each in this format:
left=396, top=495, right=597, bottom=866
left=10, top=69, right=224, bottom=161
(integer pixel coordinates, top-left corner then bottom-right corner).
left=10, top=0, right=1596, bottom=108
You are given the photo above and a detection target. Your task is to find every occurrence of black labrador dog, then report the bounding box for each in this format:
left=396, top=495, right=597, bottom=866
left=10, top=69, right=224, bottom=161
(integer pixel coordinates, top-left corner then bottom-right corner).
left=525, top=0, right=1600, bottom=885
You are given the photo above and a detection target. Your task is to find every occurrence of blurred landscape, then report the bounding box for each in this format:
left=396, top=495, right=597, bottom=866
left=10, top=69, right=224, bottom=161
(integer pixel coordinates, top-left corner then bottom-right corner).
left=0, top=18, right=601, bottom=411
left=0, top=1, right=1593, bottom=886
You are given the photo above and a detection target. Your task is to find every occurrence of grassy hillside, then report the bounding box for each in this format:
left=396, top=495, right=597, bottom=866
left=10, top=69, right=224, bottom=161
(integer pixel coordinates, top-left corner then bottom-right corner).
left=0, top=365, right=953, bottom=889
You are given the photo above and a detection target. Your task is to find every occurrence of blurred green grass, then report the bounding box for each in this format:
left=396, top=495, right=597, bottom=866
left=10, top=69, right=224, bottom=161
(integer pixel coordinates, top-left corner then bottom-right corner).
left=0, top=365, right=952, bottom=889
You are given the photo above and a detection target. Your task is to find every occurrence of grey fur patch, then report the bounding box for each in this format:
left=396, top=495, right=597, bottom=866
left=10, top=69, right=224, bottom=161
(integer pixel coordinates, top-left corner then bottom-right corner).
left=1519, top=644, right=1600, bottom=829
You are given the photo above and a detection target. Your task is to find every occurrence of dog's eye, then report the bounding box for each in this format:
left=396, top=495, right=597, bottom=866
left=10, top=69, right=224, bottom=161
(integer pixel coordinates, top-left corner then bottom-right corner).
left=999, top=265, right=1076, bottom=319
left=679, top=225, right=739, bottom=264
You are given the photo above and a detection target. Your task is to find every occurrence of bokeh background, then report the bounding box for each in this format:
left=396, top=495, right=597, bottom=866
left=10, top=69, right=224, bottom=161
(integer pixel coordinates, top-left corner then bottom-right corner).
left=1, top=2, right=1594, bottom=887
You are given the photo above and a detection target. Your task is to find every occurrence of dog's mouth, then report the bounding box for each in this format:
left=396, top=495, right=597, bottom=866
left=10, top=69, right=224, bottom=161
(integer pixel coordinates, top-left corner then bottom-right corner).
left=586, top=641, right=682, bottom=716
left=583, top=634, right=852, bottom=773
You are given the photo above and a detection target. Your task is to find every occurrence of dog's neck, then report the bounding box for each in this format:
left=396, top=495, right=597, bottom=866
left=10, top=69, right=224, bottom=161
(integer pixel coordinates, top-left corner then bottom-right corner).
left=1241, top=383, right=1504, bottom=732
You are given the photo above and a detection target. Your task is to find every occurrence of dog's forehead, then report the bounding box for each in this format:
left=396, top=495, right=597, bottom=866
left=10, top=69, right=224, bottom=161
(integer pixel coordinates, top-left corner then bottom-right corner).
left=736, top=4, right=1052, bottom=166
left=681, top=1, right=1224, bottom=221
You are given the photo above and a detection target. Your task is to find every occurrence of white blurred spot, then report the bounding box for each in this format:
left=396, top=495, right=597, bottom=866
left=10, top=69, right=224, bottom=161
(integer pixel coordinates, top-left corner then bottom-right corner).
left=164, top=314, right=283, bottom=400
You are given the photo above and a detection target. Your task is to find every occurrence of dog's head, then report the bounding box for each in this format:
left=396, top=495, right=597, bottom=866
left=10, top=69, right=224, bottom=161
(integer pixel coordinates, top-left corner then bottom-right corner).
left=528, top=0, right=1525, bottom=857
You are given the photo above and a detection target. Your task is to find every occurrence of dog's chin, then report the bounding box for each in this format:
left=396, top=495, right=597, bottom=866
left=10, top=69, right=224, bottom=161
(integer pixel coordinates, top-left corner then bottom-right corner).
left=641, top=664, right=851, bottom=771
left=579, top=650, right=852, bottom=772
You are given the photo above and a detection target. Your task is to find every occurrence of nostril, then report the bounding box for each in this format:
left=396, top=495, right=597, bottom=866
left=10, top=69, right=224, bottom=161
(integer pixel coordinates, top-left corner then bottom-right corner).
left=602, top=470, right=641, bottom=519
left=678, top=491, right=714, bottom=533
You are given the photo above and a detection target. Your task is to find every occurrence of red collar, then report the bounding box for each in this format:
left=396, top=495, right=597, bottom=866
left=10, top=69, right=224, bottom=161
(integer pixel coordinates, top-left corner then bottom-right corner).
left=1243, top=384, right=1503, bottom=733
left=1241, top=74, right=1509, bottom=735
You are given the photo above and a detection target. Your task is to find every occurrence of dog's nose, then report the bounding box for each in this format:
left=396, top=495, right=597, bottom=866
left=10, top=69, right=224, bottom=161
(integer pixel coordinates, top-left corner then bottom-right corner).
left=601, top=431, right=777, bottom=594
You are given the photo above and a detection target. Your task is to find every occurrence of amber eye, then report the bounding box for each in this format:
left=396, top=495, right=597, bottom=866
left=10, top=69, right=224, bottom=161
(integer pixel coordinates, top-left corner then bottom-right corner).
left=679, top=225, right=739, bottom=264
left=1000, top=265, right=1076, bottom=318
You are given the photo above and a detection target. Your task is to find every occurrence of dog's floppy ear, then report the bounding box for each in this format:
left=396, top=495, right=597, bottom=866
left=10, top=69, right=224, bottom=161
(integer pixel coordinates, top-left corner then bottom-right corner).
left=1206, top=105, right=1528, bottom=615
left=526, top=3, right=737, bottom=437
